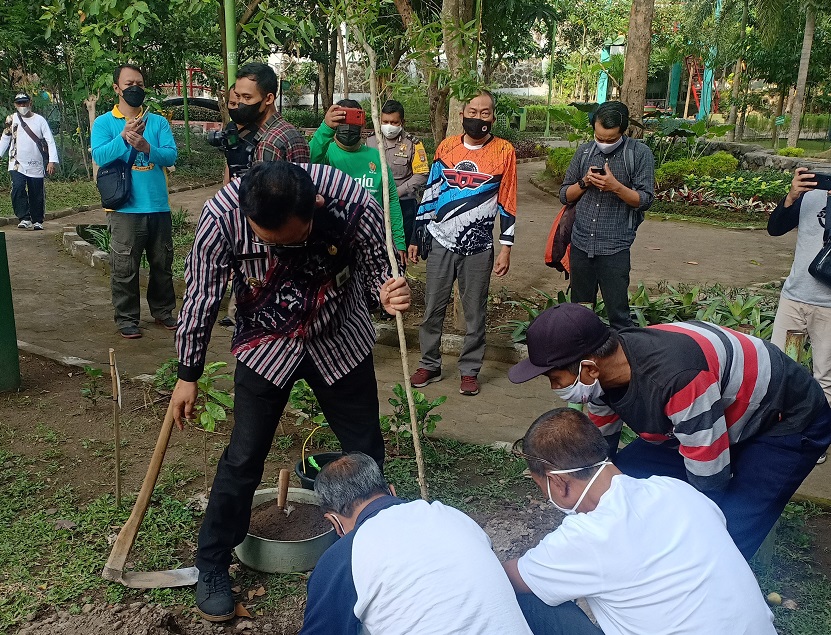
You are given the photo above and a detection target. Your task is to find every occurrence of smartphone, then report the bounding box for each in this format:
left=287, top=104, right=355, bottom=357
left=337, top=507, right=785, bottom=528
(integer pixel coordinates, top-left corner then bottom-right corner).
left=590, top=166, right=606, bottom=176
left=812, top=172, right=831, bottom=191
left=341, top=107, right=366, bottom=127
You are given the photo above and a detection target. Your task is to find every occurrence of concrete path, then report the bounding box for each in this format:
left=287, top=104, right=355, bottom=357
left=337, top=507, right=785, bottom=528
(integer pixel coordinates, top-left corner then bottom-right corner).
left=4, top=171, right=828, bottom=503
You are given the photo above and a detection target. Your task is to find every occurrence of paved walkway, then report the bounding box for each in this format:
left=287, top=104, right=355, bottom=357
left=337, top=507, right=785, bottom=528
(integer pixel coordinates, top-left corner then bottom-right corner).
left=4, top=167, right=828, bottom=502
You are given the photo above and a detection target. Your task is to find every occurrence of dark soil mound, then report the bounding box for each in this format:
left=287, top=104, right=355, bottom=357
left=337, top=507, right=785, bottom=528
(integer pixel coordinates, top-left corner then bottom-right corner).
left=248, top=500, right=331, bottom=541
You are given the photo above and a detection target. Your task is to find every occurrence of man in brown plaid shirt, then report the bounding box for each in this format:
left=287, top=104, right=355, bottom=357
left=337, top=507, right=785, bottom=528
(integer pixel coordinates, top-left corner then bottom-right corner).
left=232, top=62, right=309, bottom=164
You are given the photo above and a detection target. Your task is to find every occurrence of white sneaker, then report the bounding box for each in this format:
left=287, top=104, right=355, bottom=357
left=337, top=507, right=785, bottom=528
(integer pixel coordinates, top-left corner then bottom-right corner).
left=17, top=220, right=32, bottom=229
left=32, top=222, right=44, bottom=230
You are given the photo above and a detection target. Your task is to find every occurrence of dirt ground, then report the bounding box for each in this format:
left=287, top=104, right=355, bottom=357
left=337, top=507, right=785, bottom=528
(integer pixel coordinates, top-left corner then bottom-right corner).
left=2, top=354, right=559, bottom=635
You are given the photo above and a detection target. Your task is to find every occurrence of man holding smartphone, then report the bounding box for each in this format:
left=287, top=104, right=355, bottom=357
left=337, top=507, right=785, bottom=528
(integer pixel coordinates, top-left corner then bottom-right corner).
left=91, top=64, right=178, bottom=339
left=560, top=101, right=655, bottom=330
left=768, top=168, right=831, bottom=437
left=310, top=100, right=406, bottom=267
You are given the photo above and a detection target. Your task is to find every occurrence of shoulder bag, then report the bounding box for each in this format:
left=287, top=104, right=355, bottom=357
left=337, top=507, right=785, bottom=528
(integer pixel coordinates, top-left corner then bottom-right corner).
left=808, top=208, right=831, bottom=287
left=16, top=114, right=49, bottom=164
left=97, top=146, right=139, bottom=209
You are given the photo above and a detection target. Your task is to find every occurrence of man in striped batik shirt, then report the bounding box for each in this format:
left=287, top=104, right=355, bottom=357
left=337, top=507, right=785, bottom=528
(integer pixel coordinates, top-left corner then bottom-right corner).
left=168, top=161, right=410, bottom=622
left=509, top=303, right=831, bottom=561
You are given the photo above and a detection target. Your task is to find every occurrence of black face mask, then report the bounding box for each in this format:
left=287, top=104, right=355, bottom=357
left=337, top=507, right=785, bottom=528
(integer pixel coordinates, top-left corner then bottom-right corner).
left=336, top=124, right=362, bottom=148
left=462, top=117, right=492, bottom=140
left=122, top=86, right=146, bottom=108
left=233, top=101, right=264, bottom=126
left=228, top=107, right=246, bottom=126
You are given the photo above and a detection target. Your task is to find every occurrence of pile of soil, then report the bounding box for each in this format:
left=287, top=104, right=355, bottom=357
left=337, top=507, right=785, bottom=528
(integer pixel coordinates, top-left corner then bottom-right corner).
left=18, top=603, right=217, bottom=635
left=248, top=500, right=331, bottom=541
left=16, top=601, right=303, bottom=635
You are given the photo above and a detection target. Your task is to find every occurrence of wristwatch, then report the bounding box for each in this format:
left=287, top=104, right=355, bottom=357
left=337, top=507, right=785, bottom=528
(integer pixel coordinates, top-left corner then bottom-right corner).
left=578, top=178, right=588, bottom=190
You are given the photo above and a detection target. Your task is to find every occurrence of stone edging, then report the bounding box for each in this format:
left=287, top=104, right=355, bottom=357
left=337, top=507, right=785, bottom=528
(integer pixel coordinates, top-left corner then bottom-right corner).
left=0, top=181, right=221, bottom=228
left=516, top=156, right=547, bottom=165
left=62, top=227, right=188, bottom=298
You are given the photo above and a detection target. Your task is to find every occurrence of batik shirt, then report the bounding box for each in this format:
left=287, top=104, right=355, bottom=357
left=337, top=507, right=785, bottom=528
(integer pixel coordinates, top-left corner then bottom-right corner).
left=413, top=134, right=517, bottom=256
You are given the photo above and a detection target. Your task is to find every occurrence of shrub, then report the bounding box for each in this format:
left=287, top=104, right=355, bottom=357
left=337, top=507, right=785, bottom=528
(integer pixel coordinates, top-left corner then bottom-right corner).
left=655, top=158, right=694, bottom=188
left=778, top=146, right=805, bottom=157
left=697, top=151, right=739, bottom=178
left=545, top=147, right=576, bottom=182
left=281, top=108, right=324, bottom=129
left=512, top=139, right=547, bottom=159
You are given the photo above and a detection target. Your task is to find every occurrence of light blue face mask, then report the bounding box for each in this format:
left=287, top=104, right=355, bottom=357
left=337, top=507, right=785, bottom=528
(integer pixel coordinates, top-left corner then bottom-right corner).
left=546, top=460, right=611, bottom=515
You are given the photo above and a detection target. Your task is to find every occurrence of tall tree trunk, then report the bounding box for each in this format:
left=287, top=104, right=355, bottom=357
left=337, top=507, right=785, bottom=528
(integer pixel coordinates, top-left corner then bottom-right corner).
left=620, top=0, right=655, bottom=138
left=443, top=0, right=474, bottom=138
left=392, top=0, right=451, bottom=141
left=771, top=89, right=786, bottom=148
left=727, top=0, right=748, bottom=141
left=337, top=28, right=349, bottom=99
left=313, top=76, right=320, bottom=115
left=787, top=5, right=816, bottom=148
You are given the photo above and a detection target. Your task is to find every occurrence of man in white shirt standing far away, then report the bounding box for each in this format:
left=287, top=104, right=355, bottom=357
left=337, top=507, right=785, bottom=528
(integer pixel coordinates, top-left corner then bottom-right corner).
left=0, top=93, right=58, bottom=230
left=300, top=452, right=603, bottom=635
left=503, top=408, right=777, bottom=635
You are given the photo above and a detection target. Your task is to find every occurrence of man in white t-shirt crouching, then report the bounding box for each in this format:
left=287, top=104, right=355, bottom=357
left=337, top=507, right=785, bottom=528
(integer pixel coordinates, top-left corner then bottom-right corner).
left=300, top=452, right=602, bottom=635
left=503, top=408, right=776, bottom=635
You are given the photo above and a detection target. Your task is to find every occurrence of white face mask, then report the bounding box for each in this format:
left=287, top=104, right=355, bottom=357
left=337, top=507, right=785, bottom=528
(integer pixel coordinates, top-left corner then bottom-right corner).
left=16, top=106, right=30, bottom=116
left=552, top=360, right=604, bottom=404
left=381, top=124, right=402, bottom=139
left=546, top=460, right=611, bottom=515
left=594, top=136, right=623, bottom=154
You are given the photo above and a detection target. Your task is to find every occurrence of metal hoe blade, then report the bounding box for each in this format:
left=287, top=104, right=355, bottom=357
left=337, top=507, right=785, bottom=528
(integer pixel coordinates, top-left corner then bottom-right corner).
left=120, top=566, right=199, bottom=589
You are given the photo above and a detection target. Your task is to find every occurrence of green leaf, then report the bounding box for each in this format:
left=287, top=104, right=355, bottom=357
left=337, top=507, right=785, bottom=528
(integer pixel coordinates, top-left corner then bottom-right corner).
left=206, top=388, right=234, bottom=409
left=205, top=402, right=226, bottom=421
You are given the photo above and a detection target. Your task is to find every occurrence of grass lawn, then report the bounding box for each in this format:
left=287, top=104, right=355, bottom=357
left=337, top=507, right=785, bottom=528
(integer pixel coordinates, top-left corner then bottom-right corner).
left=753, top=138, right=831, bottom=157
left=0, top=180, right=101, bottom=217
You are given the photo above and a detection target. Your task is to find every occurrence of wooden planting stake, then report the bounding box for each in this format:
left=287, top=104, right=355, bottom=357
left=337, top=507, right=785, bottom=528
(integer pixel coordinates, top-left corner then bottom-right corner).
left=109, top=348, right=122, bottom=508
left=347, top=19, right=429, bottom=500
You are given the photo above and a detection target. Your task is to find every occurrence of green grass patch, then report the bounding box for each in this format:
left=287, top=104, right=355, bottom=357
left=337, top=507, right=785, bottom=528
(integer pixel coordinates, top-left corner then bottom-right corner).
left=385, top=438, right=531, bottom=512
left=0, top=180, right=100, bottom=217
left=647, top=200, right=768, bottom=229
left=0, top=450, right=202, bottom=630
left=752, top=502, right=831, bottom=635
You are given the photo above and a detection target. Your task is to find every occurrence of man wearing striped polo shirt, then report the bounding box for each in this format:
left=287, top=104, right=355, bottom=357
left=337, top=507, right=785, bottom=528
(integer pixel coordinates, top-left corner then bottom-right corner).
left=509, top=303, right=831, bottom=560
left=169, top=161, right=410, bottom=622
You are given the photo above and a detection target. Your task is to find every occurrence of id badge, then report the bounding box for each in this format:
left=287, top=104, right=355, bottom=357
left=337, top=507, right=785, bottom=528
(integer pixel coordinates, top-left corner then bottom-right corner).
left=336, top=265, right=351, bottom=288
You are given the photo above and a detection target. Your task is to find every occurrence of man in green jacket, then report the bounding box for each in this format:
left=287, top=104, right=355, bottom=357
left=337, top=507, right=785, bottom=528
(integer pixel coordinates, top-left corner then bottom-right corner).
left=310, top=99, right=406, bottom=267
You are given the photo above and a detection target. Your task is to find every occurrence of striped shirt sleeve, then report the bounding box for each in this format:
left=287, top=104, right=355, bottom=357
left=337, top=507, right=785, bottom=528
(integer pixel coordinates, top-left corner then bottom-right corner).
left=175, top=192, right=234, bottom=381
left=587, top=400, right=622, bottom=437
left=665, top=368, right=732, bottom=492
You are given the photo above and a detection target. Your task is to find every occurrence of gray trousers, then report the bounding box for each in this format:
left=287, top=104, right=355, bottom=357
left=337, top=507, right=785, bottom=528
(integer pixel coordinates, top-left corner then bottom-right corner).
left=108, top=211, right=176, bottom=329
left=419, top=242, right=493, bottom=376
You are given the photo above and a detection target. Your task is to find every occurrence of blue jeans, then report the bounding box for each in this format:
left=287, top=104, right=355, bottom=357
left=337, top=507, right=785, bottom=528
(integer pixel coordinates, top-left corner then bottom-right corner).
left=517, top=594, right=603, bottom=635
left=614, top=404, right=831, bottom=559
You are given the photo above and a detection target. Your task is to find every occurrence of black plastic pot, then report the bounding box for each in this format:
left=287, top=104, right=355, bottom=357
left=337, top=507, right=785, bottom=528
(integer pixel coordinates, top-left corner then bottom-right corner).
left=294, top=452, right=343, bottom=490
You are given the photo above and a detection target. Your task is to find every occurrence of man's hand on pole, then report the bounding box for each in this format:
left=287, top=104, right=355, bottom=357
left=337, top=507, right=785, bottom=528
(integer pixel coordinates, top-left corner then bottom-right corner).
left=380, top=276, right=411, bottom=315
left=170, top=379, right=198, bottom=431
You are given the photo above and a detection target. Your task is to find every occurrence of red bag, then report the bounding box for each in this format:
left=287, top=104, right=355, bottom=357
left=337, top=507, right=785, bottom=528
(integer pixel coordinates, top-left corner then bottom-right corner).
left=544, top=203, right=576, bottom=277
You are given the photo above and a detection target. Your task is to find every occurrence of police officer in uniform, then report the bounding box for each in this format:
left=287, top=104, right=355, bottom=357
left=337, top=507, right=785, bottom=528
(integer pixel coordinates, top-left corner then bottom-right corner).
left=367, top=99, right=429, bottom=245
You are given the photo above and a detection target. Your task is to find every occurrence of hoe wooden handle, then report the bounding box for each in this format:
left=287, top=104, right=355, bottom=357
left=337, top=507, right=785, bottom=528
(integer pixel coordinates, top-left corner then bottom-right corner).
left=102, top=400, right=176, bottom=580
left=277, top=469, right=290, bottom=510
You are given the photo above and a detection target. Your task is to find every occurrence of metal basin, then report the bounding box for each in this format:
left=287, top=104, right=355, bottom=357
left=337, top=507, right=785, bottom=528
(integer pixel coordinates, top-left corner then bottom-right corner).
left=235, top=487, right=337, bottom=573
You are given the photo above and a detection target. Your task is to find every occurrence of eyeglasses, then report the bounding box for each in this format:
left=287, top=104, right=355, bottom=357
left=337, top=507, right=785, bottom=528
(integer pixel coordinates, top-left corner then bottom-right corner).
left=250, top=236, right=308, bottom=249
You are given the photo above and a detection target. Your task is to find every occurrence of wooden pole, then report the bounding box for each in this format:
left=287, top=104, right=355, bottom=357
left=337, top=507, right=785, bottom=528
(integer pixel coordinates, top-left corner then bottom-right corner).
left=109, top=348, right=122, bottom=508
left=348, top=21, right=429, bottom=500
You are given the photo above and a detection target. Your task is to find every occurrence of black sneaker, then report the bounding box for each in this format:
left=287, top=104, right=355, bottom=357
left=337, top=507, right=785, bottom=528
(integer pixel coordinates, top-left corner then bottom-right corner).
left=196, top=566, right=235, bottom=622
left=119, top=325, right=142, bottom=339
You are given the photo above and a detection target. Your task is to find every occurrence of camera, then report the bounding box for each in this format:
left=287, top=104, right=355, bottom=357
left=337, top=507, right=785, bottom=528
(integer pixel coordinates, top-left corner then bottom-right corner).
left=590, top=166, right=606, bottom=176
left=207, top=121, right=256, bottom=178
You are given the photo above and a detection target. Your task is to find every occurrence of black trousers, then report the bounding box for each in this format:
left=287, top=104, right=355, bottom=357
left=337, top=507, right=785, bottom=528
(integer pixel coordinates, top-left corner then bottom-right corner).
left=10, top=171, right=45, bottom=223
left=570, top=245, right=634, bottom=330
left=195, top=354, right=384, bottom=570
left=400, top=198, right=418, bottom=246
